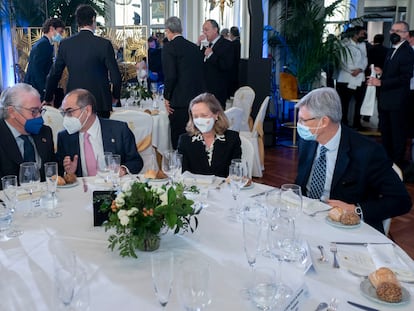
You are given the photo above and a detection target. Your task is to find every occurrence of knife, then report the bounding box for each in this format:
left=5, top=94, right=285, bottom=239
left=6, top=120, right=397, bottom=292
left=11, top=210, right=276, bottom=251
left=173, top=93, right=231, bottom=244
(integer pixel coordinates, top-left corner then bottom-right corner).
left=347, top=301, right=380, bottom=311
left=331, top=242, right=393, bottom=246
left=250, top=189, right=273, bottom=198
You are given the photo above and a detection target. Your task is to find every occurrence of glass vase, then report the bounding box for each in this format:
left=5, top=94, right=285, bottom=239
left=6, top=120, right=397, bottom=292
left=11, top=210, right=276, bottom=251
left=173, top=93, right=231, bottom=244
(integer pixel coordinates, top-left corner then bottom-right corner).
left=136, top=233, right=160, bottom=252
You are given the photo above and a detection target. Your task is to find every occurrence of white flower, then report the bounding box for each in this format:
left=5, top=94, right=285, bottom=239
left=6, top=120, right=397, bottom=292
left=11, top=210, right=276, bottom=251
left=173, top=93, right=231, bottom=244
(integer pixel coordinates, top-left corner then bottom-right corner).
left=122, top=180, right=133, bottom=192
left=127, top=207, right=139, bottom=216
left=115, top=196, right=125, bottom=207
left=160, top=192, right=168, bottom=206
left=117, top=210, right=130, bottom=226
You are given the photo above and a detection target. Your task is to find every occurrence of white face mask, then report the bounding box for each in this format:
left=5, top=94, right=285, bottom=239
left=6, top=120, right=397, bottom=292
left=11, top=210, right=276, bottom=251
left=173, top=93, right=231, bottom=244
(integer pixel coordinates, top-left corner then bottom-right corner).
left=138, top=69, right=147, bottom=79
left=63, top=109, right=87, bottom=134
left=194, top=117, right=215, bottom=133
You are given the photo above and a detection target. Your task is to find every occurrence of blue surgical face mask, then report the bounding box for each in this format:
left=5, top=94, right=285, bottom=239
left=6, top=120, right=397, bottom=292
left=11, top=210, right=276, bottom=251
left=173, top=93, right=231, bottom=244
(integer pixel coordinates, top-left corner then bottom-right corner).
left=297, top=121, right=321, bottom=141
left=52, top=32, right=62, bottom=43
left=25, top=116, right=44, bottom=135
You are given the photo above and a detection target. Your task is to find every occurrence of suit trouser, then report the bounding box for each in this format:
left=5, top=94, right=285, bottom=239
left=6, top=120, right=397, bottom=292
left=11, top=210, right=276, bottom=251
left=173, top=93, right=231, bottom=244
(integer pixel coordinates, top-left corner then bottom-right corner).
left=169, top=107, right=189, bottom=150
left=336, top=82, right=365, bottom=127
left=378, top=107, right=407, bottom=168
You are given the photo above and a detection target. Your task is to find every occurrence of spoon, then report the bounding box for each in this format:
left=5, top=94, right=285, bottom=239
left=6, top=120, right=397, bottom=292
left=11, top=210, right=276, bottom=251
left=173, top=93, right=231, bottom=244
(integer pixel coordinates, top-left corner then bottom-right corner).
left=317, top=245, right=328, bottom=262
left=315, top=302, right=328, bottom=311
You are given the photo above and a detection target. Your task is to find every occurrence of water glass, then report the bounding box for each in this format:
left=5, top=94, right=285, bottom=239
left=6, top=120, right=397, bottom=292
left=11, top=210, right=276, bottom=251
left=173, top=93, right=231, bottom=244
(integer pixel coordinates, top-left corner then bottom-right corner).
left=19, top=162, right=41, bottom=217
left=45, top=162, right=61, bottom=218
left=151, top=251, right=174, bottom=308
left=97, top=151, right=113, bottom=182
left=280, top=184, right=303, bottom=219
left=269, top=212, right=296, bottom=261
left=108, top=154, right=121, bottom=189
left=250, top=267, right=278, bottom=310
left=1, top=175, right=23, bottom=237
left=0, top=202, right=13, bottom=241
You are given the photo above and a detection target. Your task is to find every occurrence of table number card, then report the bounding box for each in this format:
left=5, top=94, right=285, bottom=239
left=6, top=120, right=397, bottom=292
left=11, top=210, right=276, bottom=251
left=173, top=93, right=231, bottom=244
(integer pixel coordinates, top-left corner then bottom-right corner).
left=283, top=284, right=309, bottom=311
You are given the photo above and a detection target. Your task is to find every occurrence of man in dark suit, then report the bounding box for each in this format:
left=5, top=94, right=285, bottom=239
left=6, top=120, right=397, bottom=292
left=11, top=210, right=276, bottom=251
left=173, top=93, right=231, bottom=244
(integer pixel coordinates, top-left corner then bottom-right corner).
left=57, top=89, right=143, bottom=177
left=24, top=18, right=65, bottom=102
left=0, top=83, right=55, bottom=185
left=44, top=4, right=121, bottom=118
left=367, top=21, right=414, bottom=169
left=198, top=19, right=233, bottom=108
left=228, top=26, right=241, bottom=98
left=162, top=16, right=205, bottom=149
left=294, top=87, right=411, bottom=233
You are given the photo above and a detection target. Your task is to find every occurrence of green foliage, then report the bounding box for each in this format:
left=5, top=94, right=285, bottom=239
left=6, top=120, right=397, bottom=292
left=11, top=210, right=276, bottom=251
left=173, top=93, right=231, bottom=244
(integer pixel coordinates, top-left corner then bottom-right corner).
left=100, top=181, right=199, bottom=258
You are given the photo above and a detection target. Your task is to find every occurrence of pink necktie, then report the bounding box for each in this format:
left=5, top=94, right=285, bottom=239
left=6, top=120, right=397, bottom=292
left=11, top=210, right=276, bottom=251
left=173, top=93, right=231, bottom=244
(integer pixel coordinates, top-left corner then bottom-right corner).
left=84, top=132, right=97, bottom=176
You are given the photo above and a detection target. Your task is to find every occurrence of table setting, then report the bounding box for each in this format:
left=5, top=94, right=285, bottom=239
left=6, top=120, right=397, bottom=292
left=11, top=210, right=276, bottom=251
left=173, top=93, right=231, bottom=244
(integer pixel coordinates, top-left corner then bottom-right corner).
left=0, top=163, right=413, bottom=310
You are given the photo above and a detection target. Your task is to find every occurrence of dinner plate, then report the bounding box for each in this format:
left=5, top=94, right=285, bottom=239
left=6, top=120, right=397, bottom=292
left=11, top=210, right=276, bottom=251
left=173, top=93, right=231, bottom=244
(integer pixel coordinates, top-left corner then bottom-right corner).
left=325, top=216, right=361, bottom=229
left=146, top=177, right=169, bottom=183
left=57, top=181, right=79, bottom=188
left=360, top=279, right=410, bottom=305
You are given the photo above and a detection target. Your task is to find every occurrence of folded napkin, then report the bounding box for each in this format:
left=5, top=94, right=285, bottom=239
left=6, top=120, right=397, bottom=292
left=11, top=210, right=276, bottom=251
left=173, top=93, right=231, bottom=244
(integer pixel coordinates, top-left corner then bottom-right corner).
left=181, top=171, right=215, bottom=185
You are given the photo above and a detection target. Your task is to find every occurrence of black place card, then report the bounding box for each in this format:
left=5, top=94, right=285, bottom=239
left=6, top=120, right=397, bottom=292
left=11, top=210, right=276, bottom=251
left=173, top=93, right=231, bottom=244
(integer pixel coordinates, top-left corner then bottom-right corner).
left=92, top=190, right=116, bottom=226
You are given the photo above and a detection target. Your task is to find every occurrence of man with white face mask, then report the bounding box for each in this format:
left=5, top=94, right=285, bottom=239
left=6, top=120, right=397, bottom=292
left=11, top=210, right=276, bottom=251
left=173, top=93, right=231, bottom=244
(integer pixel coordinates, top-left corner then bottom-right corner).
left=294, top=87, right=411, bottom=234
left=56, top=89, right=143, bottom=177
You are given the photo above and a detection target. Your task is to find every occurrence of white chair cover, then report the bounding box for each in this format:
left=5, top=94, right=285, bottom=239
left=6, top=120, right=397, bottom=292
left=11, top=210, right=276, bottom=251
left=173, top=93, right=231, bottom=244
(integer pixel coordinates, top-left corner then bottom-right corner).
left=225, top=107, right=244, bottom=132
left=42, top=106, right=64, bottom=151
left=110, top=110, right=158, bottom=173
left=240, top=96, right=270, bottom=178
left=240, top=135, right=254, bottom=178
left=232, top=86, right=255, bottom=131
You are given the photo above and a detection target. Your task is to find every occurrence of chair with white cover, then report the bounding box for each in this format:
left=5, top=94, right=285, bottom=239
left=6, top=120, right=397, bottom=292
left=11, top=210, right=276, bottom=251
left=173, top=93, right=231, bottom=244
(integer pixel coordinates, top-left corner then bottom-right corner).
left=232, top=86, right=255, bottom=131
left=225, top=107, right=244, bottom=132
left=42, top=106, right=64, bottom=151
left=239, top=135, right=254, bottom=178
left=383, top=164, right=403, bottom=236
left=240, top=96, right=270, bottom=177
left=110, top=110, right=157, bottom=173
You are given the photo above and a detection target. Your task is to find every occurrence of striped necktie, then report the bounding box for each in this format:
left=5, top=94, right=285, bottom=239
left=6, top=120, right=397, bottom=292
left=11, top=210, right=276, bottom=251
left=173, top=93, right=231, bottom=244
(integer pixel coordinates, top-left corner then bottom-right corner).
left=308, top=146, right=328, bottom=200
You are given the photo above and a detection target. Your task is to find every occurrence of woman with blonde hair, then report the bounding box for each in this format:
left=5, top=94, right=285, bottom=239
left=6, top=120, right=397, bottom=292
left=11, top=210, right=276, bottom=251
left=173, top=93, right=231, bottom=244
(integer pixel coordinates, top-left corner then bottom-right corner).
left=177, top=93, right=241, bottom=177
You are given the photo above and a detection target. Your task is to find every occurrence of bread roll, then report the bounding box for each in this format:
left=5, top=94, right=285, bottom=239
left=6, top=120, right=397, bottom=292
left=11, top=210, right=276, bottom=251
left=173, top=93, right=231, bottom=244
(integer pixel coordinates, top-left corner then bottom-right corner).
left=144, top=169, right=157, bottom=179
left=156, top=170, right=168, bottom=179
left=340, top=211, right=360, bottom=225
left=328, top=206, right=343, bottom=222
left=369, top=267, right=402, bottom=303
left=64, top=172, right=77, bottom=184
left=56, top=175, right=66, bottom=186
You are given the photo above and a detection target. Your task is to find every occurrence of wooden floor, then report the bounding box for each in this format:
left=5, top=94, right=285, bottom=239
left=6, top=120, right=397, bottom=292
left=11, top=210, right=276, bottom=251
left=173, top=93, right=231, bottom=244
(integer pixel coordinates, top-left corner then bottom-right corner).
left=253, top=144, right=414, bottom=259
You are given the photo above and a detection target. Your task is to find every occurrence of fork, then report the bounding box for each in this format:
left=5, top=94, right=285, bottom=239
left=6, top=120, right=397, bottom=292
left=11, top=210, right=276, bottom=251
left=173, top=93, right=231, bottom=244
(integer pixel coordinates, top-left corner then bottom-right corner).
left=327, top=298, right=338, bottom=311
left=330, top=243, right=340, bottom=268
left=215, top=179, right=226, bottom=190
left=306, top=208, right=331, bottom=217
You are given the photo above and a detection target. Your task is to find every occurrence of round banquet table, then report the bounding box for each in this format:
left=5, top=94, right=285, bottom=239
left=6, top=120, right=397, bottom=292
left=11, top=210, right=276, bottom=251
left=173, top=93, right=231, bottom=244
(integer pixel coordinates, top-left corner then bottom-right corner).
left=1, top=177, right=413, bottom=311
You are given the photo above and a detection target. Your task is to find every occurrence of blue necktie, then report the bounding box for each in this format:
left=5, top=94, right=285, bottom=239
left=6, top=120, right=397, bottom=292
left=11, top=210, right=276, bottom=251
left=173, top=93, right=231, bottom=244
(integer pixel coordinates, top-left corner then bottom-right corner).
left=20, top=135, right=36, bottom=162
left=308, top=146, right=328, bottom=200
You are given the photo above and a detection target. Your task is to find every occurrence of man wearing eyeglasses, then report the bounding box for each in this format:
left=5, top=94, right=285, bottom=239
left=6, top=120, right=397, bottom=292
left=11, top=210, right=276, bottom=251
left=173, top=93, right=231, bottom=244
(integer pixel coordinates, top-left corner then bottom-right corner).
left=56, top=89, right=143, bottom=177
left=367, top=21, right=414, bottom=171
left=0, top=83, right=55, bottom=184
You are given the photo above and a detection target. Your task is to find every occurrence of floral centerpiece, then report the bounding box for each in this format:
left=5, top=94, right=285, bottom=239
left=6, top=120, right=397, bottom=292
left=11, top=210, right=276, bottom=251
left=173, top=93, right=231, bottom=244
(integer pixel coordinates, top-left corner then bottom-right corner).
left=100, top=181, right=199, bottom=258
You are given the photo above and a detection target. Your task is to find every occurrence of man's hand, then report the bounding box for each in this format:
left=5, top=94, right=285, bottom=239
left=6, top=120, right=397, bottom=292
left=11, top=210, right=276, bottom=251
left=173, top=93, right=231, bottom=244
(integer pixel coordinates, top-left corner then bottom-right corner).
left=366, top=76, right=381, bottom=87
left=164, top=99, right=174, bottom=115
left=350, top=68, right=362, bottom=77
left=63, top=155, right=78, bottom=174
left=326, top=199, right=356, bottom=213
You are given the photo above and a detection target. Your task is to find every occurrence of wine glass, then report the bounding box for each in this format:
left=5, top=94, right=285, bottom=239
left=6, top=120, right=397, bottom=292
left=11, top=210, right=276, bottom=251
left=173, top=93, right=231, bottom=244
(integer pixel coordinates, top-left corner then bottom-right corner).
left=280, top=184, right=303, bottom=219
left=242, top=199, right=264, bottom=270
left=268, top=211, right=296, bottom=261
left=162, top=151, right=178, bottom=184
left=1, top=175, right=23, bottom=237
left=97, top=151, right=113, bottom=182
left=44, top=162, right=61, bottom=218
left=177, top=260, right=212, bottom=310
left=231, top=158, right=250, bottom=187
left=108, top=154, right=121, bottom=190
left=19, top=162, right=41, bottom=217
left=151, top=251, right=174, bottom=308
left=173, top=153, right=183, bottom=183
left=228, top=163, right=245, bottom=222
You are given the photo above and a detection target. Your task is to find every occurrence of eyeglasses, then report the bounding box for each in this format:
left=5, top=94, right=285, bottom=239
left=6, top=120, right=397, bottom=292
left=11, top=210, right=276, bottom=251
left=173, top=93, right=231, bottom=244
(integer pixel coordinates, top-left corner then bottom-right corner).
left=60, top=107, right=82, bottom=117
left=298, top=117, right=317, bottom=124
left=389, top=29, right=408, bottom=34
left=19, top=106, right=46, bottom=117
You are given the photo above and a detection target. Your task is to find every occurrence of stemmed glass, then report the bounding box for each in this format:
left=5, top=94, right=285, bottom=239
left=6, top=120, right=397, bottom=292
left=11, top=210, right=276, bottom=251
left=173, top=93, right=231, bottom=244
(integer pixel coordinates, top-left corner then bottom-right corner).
left=97, top=151, right=113, bottom=182
left=231, top=158, right=250, bottom=187
left=0, top=202, right=13, bottom=241
left=1, top=175, right=23, bottom=237
left=162, top=151, right=180, bottom=184
left=242, top=199, right=264, bottom=270
left=280, top=184, right=303, bottom=220
left=19, top=162, right=41, bottom=217
left=45, top=162, right=61, bottom=218
left=108, top=154, right=121, bottom=190
left=177, top=260, right=212, bottom=311
left=151, top=251, right=174, bottom=309
left=228, top=163, right=246, bottom=222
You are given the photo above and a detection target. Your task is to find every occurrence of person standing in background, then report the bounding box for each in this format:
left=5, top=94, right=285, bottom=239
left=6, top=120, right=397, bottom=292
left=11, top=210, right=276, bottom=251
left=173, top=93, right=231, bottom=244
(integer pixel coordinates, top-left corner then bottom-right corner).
left=24, top=18, right=65, bottom=102
left=162, top=16, right=205, bottom=149
left=198, top=19, right=233, bottom=109
left=44, top=4, right=122, bottom=118
left=228, top=26, right=241, bottom=98
left=147, top=36, right=164, bottom=86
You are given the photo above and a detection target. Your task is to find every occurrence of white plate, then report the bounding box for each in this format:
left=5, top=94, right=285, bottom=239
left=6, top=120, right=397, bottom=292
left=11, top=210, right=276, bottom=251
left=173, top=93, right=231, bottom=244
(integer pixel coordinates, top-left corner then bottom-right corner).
left=146, top=177, right=169, bottom=182
left=241, top=183, right=254, bottom=190
left=360, top=279, right=410, bottom=305
left=325, top=216, right=361, bottom=229
left=57, top=181, right=79, bottom=188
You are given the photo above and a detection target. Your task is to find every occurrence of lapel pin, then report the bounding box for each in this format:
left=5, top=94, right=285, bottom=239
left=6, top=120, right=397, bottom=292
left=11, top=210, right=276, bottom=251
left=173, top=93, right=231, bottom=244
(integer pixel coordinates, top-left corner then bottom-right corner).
left=111, top=138, right=115, bottom=143
left=42, top=138, right=47, bottom=143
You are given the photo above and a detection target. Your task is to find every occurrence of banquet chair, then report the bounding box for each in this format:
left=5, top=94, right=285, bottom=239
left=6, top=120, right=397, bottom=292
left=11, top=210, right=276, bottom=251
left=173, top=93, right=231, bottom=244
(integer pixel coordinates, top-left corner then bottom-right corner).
left=240, top=96, right=270, bottom=178
left=239, top=135, right=254, bottom=178
left=225, top=107, right=244, bottom=132
left=42, top=106, right=64, bottom=151
left=279, top=72, right=300, bottom=147
left=110, top=110, right=158, bottom=173
left=232, top=86, right=255, bottom=131
left=383, top=164, right=404, bottom=237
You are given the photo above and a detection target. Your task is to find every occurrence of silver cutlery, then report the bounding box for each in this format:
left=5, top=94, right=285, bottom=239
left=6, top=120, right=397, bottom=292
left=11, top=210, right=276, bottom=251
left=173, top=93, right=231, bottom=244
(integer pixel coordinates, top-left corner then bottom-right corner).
left=330, top=243, right=340, bottom=268
left=314, top=302, right=328, bottom=311
left=327, top=298, right=338, bottom=311
left=331, top=242, right=394, bottom=246
left=306, top=208, right=331, bottom=217
left=317, top=245, right=328, bottom=262
left=249, top=189, right=272, bottom=198
left=347, top=300, right=379, bottom=311
left=215, top=179, right=225, bottom=190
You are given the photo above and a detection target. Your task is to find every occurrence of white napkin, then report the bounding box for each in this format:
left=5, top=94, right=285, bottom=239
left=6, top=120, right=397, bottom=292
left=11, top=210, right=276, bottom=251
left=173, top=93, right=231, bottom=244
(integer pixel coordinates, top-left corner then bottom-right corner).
left=181, top=171, right=215, bottom=185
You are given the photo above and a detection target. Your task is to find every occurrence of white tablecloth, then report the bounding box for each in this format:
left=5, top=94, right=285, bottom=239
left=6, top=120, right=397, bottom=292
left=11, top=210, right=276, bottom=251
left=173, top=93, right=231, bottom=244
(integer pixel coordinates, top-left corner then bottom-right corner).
left=1, top=179, right=413, bottom=310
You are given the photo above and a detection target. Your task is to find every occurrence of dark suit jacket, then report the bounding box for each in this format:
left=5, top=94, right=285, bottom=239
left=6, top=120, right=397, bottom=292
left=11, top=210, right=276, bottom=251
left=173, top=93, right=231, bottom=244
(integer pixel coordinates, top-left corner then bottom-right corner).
left=177, top=130, right=241, bottom=177
left=24, top=36, right=53, bottom=101
left=295, top=126, right=412, bottom=233
left=201, top=36, right=234, bottom=107
left=228, top=38, right=241, bottom=97
left=56, top=118, right=143, bottom=177
left=45, top=30, right=122, bottom=112
left=378, top=40, right=414, bottom=111
left=0, top=119, right=55, bottom=185
left=162, top=36, right=205, bottom=108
